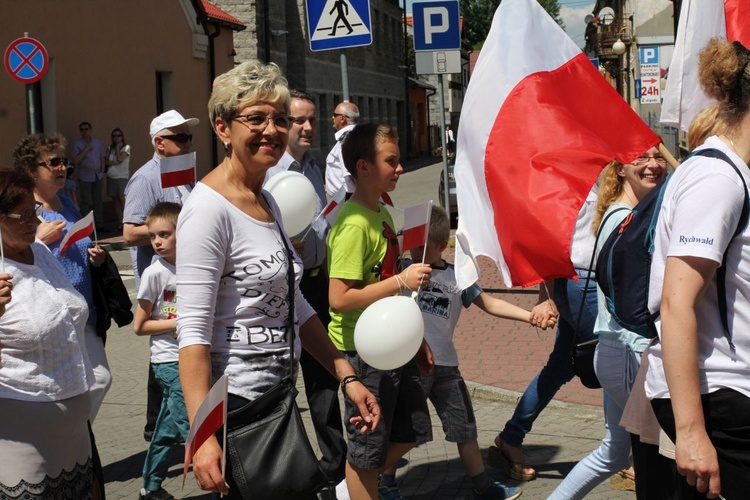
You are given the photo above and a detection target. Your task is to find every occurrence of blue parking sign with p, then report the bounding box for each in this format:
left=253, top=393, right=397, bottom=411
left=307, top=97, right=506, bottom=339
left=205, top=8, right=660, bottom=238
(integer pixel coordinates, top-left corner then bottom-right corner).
left=639, top=46, right=659, bottom=65
left=413, top=0, right=460, bottom=51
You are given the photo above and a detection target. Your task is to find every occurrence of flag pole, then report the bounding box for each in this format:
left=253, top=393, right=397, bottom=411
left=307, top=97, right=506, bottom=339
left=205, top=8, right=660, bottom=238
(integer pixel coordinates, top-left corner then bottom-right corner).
left=297, top=211, right=323, bottom=242
left=90, top=211, right=98, bottom=247
left=413, top=200, right=433, bottom=299
left=220, top=377, right=228, bottom=499
left=658, top=143, right=679, bottom=170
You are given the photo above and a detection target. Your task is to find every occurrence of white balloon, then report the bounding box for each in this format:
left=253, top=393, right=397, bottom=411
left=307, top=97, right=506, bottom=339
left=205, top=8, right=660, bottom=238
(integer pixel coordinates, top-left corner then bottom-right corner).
left=354, top=296, right=424, bottom=370
left=265, top=171, right=318, bottom=236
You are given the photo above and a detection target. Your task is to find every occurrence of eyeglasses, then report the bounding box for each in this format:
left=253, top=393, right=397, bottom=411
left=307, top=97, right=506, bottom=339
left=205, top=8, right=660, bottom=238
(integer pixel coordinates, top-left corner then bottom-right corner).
left=112, top=133, right=123, bottom=138
left=80, top=127, right=90, bottom=132
left=5, top=202, right=43, bottom=224
left=231, top=114, right=291, bottom=131
left=332, top=113, right=346, bottom=118
left=159, top=134, right=193, bottom=144
left=291, top=116, right=317, bottom=126
left=632, top=155, right=667, bottom=166
left=38, top=157, right=69, bottom=169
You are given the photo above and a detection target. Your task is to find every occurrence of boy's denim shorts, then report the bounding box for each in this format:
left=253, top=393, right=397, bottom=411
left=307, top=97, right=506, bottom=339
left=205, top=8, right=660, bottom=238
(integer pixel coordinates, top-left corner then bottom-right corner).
left=420, top=365, right=477, bottom=443
left=342, top=351, right=432, bottom=470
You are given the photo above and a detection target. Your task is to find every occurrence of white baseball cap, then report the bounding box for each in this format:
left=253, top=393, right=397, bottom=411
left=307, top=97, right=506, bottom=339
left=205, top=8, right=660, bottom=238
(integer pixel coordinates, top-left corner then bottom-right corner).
left=149, top=110, right=200, bottom=139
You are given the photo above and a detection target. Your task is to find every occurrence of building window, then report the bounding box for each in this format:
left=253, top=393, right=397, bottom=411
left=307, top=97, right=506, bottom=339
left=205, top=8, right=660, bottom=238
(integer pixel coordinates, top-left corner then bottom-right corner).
left=155, top=71, right=173, bottom=115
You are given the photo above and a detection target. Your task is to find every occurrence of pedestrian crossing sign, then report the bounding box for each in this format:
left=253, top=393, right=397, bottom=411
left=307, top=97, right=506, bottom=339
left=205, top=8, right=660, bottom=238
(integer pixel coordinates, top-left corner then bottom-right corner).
left=306, top=0, right=372, bottom=51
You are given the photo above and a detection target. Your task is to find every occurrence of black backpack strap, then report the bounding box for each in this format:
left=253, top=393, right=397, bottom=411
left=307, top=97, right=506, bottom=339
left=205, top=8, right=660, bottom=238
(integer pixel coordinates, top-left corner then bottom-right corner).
left=570, top=206, right=630, bottom=352
left=690, top=148, right=749, bottom=350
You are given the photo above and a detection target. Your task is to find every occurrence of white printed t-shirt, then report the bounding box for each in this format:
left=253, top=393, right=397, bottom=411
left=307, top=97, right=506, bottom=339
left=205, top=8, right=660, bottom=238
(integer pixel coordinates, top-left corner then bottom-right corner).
left=177, top=183, right=315, bottom=402
left=645, top=136, right=750, bottom=400
left=406, top=259, right=481, bottom=366
left=138, top=257, right=179, bottom=364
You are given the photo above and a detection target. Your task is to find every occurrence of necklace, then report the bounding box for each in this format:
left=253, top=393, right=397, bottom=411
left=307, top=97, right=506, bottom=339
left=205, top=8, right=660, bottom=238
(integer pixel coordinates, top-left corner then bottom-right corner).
left=222, top=163, right=273, bottom=223
left=723, top=134, right=739, bottom=155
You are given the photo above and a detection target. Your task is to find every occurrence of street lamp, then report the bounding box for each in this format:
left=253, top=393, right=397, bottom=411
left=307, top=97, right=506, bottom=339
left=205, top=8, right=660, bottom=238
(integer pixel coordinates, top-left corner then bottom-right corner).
left=611, top=25, right=633, bottom=102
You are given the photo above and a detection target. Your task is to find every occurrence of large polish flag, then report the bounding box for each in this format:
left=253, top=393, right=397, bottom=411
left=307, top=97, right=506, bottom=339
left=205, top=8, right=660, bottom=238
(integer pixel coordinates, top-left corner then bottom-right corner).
left=183, top=374, right=228, bottom=485
left=401, top=201, right=432, bottom=254
left=454, top=0, right=659, bottom=290
left=661, top=0, right=750, bottom=132
left=59, top=211, right=94, bottom=257
left=161, top=151, right=196, bottom=189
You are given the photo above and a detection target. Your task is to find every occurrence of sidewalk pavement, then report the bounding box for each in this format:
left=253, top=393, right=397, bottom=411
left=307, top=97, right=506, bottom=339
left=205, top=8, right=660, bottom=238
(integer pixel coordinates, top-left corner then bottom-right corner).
left=97, top=161, right=631, bottom=498
left=100, top=256, right=627, bottom=499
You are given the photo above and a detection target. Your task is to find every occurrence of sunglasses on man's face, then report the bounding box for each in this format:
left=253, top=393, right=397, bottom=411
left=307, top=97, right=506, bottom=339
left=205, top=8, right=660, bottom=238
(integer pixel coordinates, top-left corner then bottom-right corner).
left=160, top=134, right=193, bottom=144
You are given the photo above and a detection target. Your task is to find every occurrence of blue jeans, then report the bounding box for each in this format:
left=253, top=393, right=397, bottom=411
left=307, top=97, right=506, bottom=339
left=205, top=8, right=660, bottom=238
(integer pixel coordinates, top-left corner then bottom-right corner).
left=548, top=342, right=640, bottom=499
left=142, top=362, right=190, bottom=491
left=499, top=271, right=598, bottom=447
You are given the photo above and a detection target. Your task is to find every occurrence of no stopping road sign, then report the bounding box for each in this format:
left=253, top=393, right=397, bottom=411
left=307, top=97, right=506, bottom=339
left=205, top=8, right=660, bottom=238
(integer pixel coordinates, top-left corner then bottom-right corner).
left=4, top=37, right=49, bottom=84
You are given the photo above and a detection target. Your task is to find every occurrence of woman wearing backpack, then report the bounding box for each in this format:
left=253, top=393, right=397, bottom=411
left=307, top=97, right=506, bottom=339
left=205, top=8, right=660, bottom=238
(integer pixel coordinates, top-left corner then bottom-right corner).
left=548, top=146, right=666, bottom=499
left=645, top=38, right=750, bottom=500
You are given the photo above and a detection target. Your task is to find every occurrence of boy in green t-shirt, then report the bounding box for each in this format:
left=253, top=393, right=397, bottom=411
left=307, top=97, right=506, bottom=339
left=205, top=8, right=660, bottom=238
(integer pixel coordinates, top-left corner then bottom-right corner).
left=327, top=123, right=433, bottom=499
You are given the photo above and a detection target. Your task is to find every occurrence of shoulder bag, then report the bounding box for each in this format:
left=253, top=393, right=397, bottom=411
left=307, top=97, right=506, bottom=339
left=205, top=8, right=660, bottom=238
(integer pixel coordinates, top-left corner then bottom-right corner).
left=571, top=207, right=629, bottom=389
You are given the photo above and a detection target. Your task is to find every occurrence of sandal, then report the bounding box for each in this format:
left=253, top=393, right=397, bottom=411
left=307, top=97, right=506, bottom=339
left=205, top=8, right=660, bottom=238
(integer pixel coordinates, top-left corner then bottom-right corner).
left=487, top=439, right=536, bottom=481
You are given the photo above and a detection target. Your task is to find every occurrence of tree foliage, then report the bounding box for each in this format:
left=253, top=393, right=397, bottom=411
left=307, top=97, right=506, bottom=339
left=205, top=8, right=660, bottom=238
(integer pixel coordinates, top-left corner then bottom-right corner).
left=462, top=0, right=564, bottom=49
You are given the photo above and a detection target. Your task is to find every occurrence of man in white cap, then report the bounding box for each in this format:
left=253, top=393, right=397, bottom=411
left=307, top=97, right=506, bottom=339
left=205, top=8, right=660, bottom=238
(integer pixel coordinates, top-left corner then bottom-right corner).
left=123, top=110, right=199, bottom=285
left=123, top=109, right=198, bottom=441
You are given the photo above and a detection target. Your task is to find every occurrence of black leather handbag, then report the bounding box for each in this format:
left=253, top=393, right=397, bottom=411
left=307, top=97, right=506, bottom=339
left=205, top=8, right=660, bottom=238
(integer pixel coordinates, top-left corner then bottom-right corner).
left=223, top=227, right=326, bottom=499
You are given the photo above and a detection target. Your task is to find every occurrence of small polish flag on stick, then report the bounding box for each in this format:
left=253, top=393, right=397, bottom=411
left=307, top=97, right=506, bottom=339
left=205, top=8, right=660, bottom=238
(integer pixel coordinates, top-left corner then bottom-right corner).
left=298, top=186, right=347, bottom=241
left=59, top=211, right=95, bottom=258
left=183, top=374, right=228, bottom=487
left=323, top=186, right=348, bottom=225
left=401, top=201, right=433, bottom=254
left=161, top=152, right=196, bottom=189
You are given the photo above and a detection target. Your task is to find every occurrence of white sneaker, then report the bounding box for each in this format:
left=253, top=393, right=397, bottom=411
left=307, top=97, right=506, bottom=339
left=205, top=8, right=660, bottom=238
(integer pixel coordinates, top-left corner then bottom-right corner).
left=335, top=479, right=351, bottom=500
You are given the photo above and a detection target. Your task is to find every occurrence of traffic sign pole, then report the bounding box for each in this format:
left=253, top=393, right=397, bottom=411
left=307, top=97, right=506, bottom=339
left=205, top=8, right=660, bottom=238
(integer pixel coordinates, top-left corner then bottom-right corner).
left=341, top=52, right=349, bottom=102
left=438, top=74, right=450, bottom=219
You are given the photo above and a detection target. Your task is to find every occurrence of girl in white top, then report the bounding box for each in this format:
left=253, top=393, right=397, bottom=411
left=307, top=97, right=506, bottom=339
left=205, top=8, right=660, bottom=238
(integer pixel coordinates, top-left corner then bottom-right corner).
left=549, top=148, right=666, bottom=499
left=105, top=127, right=130, bottom=228
left=177, top=60, right=380, bottom=496
left=645, top=38, right=750, bottom=499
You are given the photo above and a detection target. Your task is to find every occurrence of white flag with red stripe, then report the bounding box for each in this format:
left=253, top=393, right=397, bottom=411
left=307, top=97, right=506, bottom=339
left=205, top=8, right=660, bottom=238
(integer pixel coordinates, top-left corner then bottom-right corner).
left=59, top=211, right=94, bottom=257
left=183, top=374, right=228, bottom=485
left=661, top=0, right=750, bottom=132
left=454, top=0, right=659, bottom=290
left=323, top=186, right=347, bottom=225
left=401, top=201, right=432, bottom=253
left=161, top=152, right=196, bottom=189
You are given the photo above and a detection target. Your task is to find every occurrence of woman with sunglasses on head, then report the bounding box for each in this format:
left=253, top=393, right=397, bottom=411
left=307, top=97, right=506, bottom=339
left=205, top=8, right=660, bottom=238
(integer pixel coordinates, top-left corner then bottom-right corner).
left=105, top=128, right=130, bottom=231
left=548, top=147, right=666, bottom=499
left=12, top=134, right=111, bottom=423
left=0, top=169, right=95, bottom=498
left=177, top=60, right=380, bottom=496
left=645, top=38, right=750, bottom=500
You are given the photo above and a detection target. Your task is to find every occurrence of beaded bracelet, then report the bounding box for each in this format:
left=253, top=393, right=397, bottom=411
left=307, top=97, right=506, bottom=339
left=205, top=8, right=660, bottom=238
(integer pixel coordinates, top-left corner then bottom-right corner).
left=340, top=374, right=362, bottom=392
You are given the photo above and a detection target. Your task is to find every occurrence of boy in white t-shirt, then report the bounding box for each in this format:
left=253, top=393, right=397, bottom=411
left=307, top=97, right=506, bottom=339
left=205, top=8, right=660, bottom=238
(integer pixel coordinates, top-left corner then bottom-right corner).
left=133, top=202, right=186, bottom=500
left=387, top=206, right=557, bottom=500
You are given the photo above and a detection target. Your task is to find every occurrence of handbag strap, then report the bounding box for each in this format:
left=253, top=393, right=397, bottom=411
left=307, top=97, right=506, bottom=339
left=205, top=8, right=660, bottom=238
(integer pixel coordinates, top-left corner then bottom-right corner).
left=570, top=206, right=629, bottom=353
left=275, top=219, right=297, bottom=379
